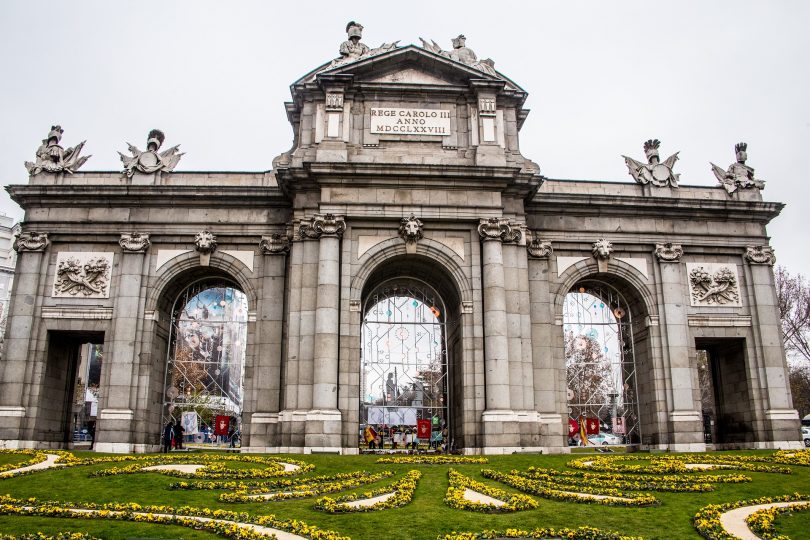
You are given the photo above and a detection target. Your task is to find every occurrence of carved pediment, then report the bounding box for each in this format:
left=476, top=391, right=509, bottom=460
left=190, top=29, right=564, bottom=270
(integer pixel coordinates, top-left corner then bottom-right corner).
left=296, top=46, right=524, bottom=92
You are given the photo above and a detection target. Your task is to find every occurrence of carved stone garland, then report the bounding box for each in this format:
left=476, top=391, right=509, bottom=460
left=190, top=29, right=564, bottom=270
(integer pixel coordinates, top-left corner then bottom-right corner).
left=399, top=214, right=424, bottom=254
left=119, top=233, right=151, bottom=253
left=53, top=253, right=113, bottom=298
left=260, top=233, right=290, bottom=255
left=744, top=245, right=776, bottom=266
left=654, top=242, right=683, bottom=263
left=688, top=264, right=740, bottom=306
left=13, top=232, right=49, bottom=252
left=299, top=214, right=346, bottom=239
left=477, top=218, right=520, bottom=243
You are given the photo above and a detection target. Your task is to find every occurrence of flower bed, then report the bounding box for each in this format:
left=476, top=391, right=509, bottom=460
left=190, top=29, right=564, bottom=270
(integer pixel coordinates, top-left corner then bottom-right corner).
left=568, top=454, right=792, bottom=475
left=314, top=470, right=421, bottom=513
left=0, top=534, right=100, bottom=540
left=444, top=469, right=537, bottom=513
left=88, top=454, right=312, bottom=478
left=692, top=493, right=809, bottom=539
left=746, top=501, right=810, bottom=539
left=437, top=525, right=642, bottom=539
left=481, top=470, right=659, bottom=507
left=376, top=455, right=488, bottom=465
left=0, top=494, right=348, bottom=540
left=220, top=470, right=395, bottom=502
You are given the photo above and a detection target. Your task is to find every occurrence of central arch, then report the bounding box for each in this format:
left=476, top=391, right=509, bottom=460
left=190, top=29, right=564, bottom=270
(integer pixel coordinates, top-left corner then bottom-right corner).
left=355, top=253, right=464, bottom=452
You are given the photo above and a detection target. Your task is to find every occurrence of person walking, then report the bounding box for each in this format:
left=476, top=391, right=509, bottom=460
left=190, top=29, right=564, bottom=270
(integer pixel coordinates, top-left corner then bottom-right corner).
left=162, top=420, right=174, bottom=453
left=174, top=419, right=184, bottom=450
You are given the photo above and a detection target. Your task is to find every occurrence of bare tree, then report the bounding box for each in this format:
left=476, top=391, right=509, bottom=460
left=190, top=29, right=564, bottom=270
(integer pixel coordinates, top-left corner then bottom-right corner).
left=775, top=266, right=810, bottom=362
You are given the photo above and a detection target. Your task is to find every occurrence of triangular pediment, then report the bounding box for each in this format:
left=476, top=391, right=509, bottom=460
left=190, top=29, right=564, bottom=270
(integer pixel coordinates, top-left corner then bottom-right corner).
left=293, top=45, right=524, bottom=92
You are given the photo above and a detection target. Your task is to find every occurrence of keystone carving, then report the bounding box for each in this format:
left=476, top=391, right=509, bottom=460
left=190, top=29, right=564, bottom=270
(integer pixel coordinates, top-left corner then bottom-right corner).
left=688, top=264, right=740, bottom=306
left=744, top=245, right=776, bottom=266
left=300, top=214, right=346, bottom=239
left=478, top=218, right=520, bottom=243
left=194, top=230, right=218, bottom=254
left=711, top=143, right=765, bottom=195
left=25, top=125, right=90, bottom=175
left=53, top=254, right=112, bottom=298
left=419, top=34, right=498, bottom=77
left=592, top=239, right=613, bottom=260
left=119, top=129, right=183, bottom=177
left=623, top=139, right=680, bottom=188
left=260, top=233, right=290, bottom=255
left=399, top=214, right=424, bottom=248
left=119, top=233, right=151, bottom=253
left=13, top=232, right=49, bottom=252
left=654, top=242, right=683, bottom=262
left=527, top=237, right=553, bottom=259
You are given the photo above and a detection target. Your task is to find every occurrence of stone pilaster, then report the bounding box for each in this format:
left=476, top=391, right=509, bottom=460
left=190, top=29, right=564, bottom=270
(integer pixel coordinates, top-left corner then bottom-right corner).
left=478, top=218, right=520, bottom=450
left=305, top=214, right=345, bottom=451
left=95, top=233, right=151, bottom=453
left=654, top=243, right=705, bottom=451
left=0, top=233, right=49, bottom=445
left=243, top=234, right=289, bottom=451
left=743, top=245, right=800, bottom=448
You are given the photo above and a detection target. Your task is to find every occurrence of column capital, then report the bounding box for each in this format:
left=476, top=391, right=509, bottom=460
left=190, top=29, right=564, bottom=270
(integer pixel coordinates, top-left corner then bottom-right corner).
left=478, top=218, right=520, bottom=243
left=13, top=231, right=49, bottom=252
left=260, top=233, right=290, bottom=255
left=300, top=213, right=346, bottom=239
left=744, top=245, right=776, bottom=266
left=119, top=232, right=151, bottom=253
left=654, top=242, right=683, bottom=263
left=527, top=235, right=553, bottom=259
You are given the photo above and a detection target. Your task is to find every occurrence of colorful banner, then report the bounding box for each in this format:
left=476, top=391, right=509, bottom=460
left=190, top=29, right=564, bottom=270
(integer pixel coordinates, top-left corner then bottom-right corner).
left=214, top=415, right=230, bottom=436
left=182, top=411, right=199, bottom=435
left=585, top=417, right=600, bottom=435
left=417, top=419, right=431, bottom=439
left=568, top=418, right=579, bottom=437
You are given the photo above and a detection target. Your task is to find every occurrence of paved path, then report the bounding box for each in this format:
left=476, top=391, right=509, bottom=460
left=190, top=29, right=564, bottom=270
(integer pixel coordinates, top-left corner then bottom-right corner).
left=280, top=462, right=300, bottom=472
left=719, top=501, right=810, bottom=540
left=142, top=464, right=206, bottom=474
left=22, top=506, right=308, bottom=540
left=0, top=453, right=62, bottom=477
left=343, top=491, right=396, bottom=508
left=463, top=488, right=506, bottom=507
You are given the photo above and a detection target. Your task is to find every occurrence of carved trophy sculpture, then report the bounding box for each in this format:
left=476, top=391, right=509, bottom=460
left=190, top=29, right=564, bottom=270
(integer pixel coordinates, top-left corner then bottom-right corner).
left=623, top=139, right=680, bottom=188
left=710, top=142, right=765, bottom=195
left=419, top=34, right=498, bottom=76
left=328, top=22, right=399, bottom=68
left=119, top=129, right=183, bottom=177
left=25, top=125, right=91, bottom=175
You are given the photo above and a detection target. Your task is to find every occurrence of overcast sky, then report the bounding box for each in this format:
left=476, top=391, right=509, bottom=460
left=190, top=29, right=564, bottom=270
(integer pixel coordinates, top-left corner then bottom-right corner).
left=1, top=1, right=808, bottom=272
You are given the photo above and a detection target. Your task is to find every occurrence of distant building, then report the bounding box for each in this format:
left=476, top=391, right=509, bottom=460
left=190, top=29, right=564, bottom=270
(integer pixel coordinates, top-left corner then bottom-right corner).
left=0, top=213, right=18, bottom=341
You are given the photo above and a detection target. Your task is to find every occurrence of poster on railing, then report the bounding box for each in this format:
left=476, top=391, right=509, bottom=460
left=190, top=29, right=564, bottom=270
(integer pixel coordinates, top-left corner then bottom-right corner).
left=366, top=406, right=418, bottom=426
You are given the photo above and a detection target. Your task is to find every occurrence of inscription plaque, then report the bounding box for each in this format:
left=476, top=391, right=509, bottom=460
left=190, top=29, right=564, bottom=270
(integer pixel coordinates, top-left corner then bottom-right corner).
left=370, top=107, right=451, bottom=136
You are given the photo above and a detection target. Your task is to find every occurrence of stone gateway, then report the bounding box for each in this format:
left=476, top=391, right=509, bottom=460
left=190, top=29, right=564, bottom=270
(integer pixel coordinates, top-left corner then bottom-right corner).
left=0, top=25, right=801, bottom=454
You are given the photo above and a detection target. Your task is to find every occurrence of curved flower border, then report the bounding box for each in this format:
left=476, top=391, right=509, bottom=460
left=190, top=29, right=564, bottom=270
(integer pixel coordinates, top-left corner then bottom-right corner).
left=0, top=534, right=99, bottom=540
left=482, top=469, right=659, bottom=507
left=746, top=501, right=810, bottom=539
left=376, top=455, right=488, bottom=465
left=89, top=455, right=313, bottom=478
left=445, top=469, right=537, bottom=513
left=314, top=470, right=421, bottom=513
left=0, top=450, right=49, bottom=475
left=0, top=494, right=348, bottom=540
left=568, top=454, right=792, bottom=475
left=693, top=493, right=809, bottom=539
left=437, top=526, right=642, bottom=540
left=220, top=470, right=395, bottom=502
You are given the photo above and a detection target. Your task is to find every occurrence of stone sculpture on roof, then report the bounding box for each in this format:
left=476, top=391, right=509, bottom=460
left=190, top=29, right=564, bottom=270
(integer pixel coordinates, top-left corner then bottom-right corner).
left=119, top=129, right=183, bottom=177
left=711, top=142, right=765, bottom=195
left=327, top=21, right=399, bottom=69
left=623, top=139, right=680, bottom=188
left=24, top=125, right=91, bottom=175
left=419, top=34, right=498, bottom=76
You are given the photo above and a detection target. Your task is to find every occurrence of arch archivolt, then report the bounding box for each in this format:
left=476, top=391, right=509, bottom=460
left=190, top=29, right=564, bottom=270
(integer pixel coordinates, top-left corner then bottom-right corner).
left=553, top=257, right=658, bottom=320
left=350, top=237, right=471, bottom=306
left=145, top=250, right=259, bottom=313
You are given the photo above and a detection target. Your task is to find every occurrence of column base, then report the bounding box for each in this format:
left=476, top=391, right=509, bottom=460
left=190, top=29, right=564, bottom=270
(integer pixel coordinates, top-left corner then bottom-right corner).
left=0, top=407, right=25, bottom=441
left=95, top=408, right=135, bottom=453
left=667, top=410, right=705, bottom=448
left=246, top=412, right=280, bottom=449
left=304, top=409, right=342, bottom=451
left=481, top=410, right=555, bottom=450
left=764, top=409, right=801, bottom=444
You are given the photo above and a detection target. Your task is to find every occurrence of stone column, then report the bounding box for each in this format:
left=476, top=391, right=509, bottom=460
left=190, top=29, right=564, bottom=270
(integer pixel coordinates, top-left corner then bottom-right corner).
left=478, top=218, right=519, bottom=451
left=0, top=232, right=49, bottom=445
left=303, top=214, right=345, bottom=451
left=501, top=239, right=524, bottom=411
left=95, top=233, right=151, bottom=453
left=244, top=233, right=290, bottom=451
left=744, top=246, right=800, bottom=447
left=654, top=243, right=704, bottom=451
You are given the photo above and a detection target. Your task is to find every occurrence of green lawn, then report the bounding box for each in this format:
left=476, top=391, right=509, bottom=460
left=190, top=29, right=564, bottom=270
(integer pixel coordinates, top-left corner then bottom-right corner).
left=0, top=450, right=808, bottom=539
